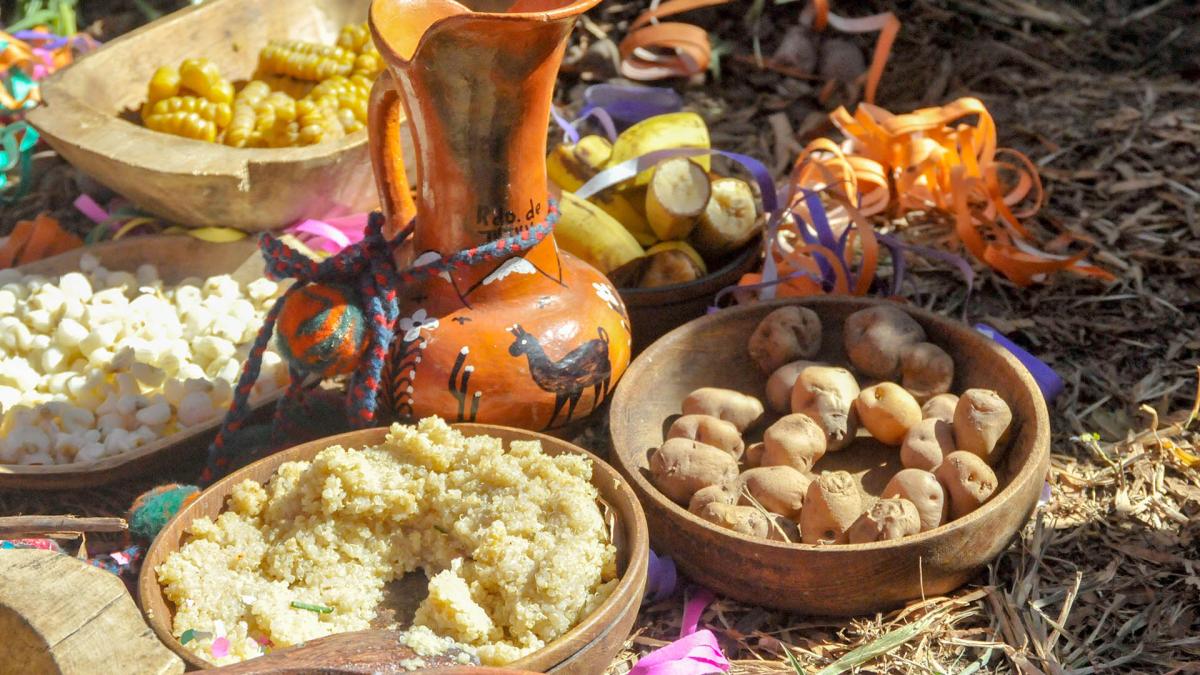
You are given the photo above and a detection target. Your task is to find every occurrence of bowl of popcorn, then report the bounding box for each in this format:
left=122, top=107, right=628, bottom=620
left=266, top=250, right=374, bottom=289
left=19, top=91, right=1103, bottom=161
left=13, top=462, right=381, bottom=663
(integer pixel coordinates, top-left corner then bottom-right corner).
left=0, top=236, right=289, bottom=489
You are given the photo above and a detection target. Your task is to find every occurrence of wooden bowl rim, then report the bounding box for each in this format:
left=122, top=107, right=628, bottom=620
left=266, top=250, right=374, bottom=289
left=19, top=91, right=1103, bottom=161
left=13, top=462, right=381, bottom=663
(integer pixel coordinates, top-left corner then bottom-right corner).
left=617, top=234, right=762, bottom=297
left=0, top=236, right=281, bottom=487
left=609, top=296, right=1051, bottom=553
left=138, top=423, right=649, bottom=671
left=25, top=0, right=374, bottom=178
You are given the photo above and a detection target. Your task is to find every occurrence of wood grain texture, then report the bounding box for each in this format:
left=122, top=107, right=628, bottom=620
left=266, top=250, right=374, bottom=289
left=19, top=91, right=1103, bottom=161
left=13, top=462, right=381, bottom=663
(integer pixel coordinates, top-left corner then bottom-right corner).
left=0, top=236, right=282, bottom=490
left=138, top=423, right=648, bottom=673
left=24, top=0, right=415, bottom=230
left=618, top=235, right=761, bottom=355
left=609, top=297, right=1051, bottom=615
left=0, top=549, right=184, bottom=674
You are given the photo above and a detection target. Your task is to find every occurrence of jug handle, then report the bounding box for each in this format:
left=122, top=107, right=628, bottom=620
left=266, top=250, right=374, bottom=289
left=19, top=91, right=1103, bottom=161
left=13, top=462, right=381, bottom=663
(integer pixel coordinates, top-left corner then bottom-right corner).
left=368, top=70, right=417, bottom=237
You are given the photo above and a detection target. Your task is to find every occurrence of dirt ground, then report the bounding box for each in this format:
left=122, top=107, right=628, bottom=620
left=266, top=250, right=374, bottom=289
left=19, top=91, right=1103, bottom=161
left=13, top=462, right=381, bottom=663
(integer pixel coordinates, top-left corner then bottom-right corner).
left=2, top=1, right=1198, bottom=672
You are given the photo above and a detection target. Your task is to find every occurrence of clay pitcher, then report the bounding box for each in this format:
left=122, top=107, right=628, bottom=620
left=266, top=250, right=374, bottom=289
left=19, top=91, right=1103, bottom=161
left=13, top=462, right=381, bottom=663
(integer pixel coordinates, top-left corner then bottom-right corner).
left=367, top=0, right=631, bottom=431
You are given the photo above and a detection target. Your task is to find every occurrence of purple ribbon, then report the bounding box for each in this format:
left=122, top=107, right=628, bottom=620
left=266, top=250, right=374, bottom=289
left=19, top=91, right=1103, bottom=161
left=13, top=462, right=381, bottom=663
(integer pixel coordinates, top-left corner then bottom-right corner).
left=550, top=104, right=619, bottom=145
left=973, top=323, right=1064, bottom=403
left=645, top=549, right=678, bottom=602
left=579, top=83, right=683, bottom=129
left=630, top=587, right=730, bottom=675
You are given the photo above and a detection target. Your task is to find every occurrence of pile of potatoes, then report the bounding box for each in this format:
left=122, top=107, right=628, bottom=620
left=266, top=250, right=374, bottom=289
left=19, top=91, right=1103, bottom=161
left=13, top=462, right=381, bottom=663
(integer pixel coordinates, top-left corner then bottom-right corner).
left=648, top=304, right=1014, bottom=545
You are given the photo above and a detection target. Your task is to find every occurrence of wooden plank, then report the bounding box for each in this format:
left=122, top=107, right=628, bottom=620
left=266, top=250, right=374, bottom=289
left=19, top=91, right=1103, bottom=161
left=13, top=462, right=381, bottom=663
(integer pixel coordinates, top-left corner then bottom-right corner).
left=0, top=550, right=183, bottom=674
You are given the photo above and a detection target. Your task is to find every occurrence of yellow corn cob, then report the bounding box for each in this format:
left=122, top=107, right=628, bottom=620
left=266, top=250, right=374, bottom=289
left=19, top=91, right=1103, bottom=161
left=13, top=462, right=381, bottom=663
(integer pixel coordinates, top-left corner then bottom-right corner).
left=225, top=81, right=272, bottom=148
left=144, top=111, right=218, bottom=143
left=178, top=58, right=233, bottom=104
left=296, top=99, right=345, bottom=145
left=338, top=22, right=371, bottom=52
left=352, top=43, right=384, bottom=78
left=255, top=74, right=315, bottom=100
left=148, top=95, right=233, bottom=128
left=262, top=91, right=297, bottom=122
left=147, top=66, right=181, bottom=106
left=258, top=40, right=355, bottom=81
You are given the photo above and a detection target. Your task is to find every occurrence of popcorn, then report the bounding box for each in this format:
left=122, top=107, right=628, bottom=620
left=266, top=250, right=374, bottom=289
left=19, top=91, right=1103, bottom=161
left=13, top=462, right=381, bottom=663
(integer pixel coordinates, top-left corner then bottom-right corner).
left=0, top=258, right=285, bottom=465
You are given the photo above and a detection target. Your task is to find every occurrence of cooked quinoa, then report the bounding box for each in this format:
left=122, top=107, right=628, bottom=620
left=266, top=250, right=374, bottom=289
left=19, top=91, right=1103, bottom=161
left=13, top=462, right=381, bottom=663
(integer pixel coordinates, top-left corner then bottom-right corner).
left=156, top=417, right=618, bottom=666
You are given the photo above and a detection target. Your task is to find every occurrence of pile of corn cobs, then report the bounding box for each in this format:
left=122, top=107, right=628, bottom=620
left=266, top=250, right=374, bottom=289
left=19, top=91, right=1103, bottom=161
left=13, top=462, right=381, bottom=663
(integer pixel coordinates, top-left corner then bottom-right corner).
left=139, top=23, right=383, bottom=147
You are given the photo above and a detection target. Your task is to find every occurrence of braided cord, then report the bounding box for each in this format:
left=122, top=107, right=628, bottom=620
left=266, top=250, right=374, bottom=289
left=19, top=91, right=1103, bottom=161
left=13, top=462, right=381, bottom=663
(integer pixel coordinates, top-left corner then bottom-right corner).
left=199, top=201, right=557, bottom=485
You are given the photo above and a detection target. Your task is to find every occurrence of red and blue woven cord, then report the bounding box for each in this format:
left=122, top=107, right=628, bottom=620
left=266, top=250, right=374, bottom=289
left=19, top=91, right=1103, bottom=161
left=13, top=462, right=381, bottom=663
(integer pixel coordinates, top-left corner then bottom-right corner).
left=200, top=202, right=558, bottom=485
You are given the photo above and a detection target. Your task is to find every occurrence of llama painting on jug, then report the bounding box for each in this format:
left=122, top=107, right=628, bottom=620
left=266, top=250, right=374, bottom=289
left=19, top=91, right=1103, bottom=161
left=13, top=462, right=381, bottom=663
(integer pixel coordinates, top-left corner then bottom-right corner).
left=370, top=0, right=629, bottom=431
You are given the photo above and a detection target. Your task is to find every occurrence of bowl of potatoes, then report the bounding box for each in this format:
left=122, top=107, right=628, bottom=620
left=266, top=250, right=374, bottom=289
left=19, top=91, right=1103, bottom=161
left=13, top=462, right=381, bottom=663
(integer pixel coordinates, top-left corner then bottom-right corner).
left=608, top=297, right=1050, bottom=615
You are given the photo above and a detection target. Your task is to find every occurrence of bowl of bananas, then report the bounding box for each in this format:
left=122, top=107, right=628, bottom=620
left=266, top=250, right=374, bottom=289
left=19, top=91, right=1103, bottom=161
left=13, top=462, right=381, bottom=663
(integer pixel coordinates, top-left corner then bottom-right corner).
left=549, top=112, right=764, bottom=353
left=27, top=0, right=414, bottom=231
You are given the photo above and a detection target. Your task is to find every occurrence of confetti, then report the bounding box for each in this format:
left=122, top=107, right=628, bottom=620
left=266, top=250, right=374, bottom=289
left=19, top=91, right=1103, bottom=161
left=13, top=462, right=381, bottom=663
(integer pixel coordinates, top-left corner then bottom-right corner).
left=210, top=636, right=230, bottom=658
left=291, top=600, right=334, bottom=614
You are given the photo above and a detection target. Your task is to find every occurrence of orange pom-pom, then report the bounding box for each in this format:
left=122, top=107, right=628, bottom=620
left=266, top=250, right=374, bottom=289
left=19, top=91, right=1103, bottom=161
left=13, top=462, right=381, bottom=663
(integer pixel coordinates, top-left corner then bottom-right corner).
left=275, top=283, right=366, bottom=377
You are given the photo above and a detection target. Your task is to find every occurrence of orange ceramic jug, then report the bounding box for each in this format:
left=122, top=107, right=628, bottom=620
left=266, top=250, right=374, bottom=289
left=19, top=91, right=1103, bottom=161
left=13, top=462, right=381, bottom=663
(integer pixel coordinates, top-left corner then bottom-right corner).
left=366, top=0, right=631, bottom=431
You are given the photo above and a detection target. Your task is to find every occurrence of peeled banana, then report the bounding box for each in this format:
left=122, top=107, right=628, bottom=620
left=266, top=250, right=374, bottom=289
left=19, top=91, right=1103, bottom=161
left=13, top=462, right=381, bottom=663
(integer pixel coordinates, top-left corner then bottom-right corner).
left=608, top=112, right=711, bottom=186
left=645, top=157, right=710, bottom=241
left=547, top=136, right=658, bottom=246
left=639, top=241, right=707, bottom=288
left=692, top=177, right=760, bottom=256
left=555, top=190, right=646, bottom=274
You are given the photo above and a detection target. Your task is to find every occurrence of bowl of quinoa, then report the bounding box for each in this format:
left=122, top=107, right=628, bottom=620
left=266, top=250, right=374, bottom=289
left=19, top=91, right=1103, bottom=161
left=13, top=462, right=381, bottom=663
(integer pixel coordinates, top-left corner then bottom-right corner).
left=139, top=417, right=648, bottom=671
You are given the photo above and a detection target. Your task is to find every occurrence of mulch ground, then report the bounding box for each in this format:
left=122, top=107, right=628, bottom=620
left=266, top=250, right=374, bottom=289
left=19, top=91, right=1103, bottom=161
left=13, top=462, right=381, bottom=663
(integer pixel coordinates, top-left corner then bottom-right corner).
left=2, top=0, right=1198, bottom=672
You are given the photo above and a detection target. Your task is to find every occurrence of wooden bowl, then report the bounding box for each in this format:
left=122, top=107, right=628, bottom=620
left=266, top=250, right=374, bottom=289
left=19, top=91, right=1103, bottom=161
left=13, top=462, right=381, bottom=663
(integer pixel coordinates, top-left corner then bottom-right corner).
left=618, top=235, right=761, bottom=355
left=0, top=236, right=281, bottom=490
left=609, top=297, right=1051, bottom=615
left=25, top=0, right=414, bottom=231
left=139, top=424, right=648, bottom=673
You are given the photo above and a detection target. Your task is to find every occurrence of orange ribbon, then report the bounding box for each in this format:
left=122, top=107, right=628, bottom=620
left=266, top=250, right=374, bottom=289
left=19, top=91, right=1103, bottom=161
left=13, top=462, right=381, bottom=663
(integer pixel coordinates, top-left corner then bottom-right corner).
left=619, top=0, right=898, bottom=105
left=0, top=212, right=83, bottom=268
left=789, top=97, right=1114, bottom=285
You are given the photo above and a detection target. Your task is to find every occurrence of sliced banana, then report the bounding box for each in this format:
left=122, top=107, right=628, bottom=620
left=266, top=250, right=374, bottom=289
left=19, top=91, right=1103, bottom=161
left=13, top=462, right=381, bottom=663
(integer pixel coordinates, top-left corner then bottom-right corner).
left=645, top=158, right=710, bottom=241
left=692, top=177, right=760, bottom=256
left=639, top=241, right=707, bottom=288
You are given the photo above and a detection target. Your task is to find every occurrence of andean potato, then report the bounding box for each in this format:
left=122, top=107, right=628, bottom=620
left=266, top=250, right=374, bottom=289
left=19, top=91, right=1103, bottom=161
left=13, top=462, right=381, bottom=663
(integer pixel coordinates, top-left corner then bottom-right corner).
left=800, top=470, right=863, bottom=545
left=681, top=387, right=764, bottom=432
left=736, top=465, right=811, bottom=519
left=688, top=483, right=736, bottom=514
left=843, top=305, right=926, bottom=379
left=900, top=417, right=955, bottom=471
left=748, top=306, right=822, bottom=374
left=743, top=441, right=765, bottom=468
left=846, top=498, right=921, bottom=543
left=790, top=365, right=860, bottom=451
left=934, top=451, right=998, bottom=519
left=953, top=389, right=1013, bottom=465
left=695, top=502, right=770, bottom=538
left=855, top=382, right=922, bottom=445
left=667, top=414, right=745, bottom=459
left=761, top=413, right=827, bottom=473
left=900, top=342, right=954, bottom=401
left=882, top=468, right=948, bottom=531
left=921, top=393, right=959, bottom=423
left=765, top=360, right=819, bottom=414
left=649, top=437, right=740, bottom=504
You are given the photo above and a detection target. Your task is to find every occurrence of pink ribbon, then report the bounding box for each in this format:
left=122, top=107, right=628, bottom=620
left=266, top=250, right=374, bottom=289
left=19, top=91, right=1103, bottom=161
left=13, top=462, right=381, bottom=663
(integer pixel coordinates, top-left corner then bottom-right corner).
left=630, top=588, right=731, bottom=675
left=286, top=213, right=369, bottom=254
left=73, top=193, right=109, bottom=223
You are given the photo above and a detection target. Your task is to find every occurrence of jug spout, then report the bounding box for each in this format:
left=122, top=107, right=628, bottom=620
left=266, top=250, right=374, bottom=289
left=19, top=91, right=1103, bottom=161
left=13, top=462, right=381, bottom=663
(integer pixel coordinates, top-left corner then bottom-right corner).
left=369, top=0, right=601, bottom=257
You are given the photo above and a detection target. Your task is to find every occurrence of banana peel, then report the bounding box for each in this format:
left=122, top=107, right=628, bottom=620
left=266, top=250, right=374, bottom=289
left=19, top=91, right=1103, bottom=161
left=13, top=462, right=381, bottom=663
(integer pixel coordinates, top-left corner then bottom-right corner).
left=609, top=112, right=711, bottom=187
left=555, top=190, right=646, bottom=275
left=547, top=136, right=658, bottom=246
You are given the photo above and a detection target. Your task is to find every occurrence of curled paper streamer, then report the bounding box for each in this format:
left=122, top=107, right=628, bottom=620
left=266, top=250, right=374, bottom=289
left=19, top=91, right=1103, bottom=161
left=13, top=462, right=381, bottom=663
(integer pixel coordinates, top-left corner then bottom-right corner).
left=645, top=549, right=678, bottom=602
left=550, top=104, right=619, bottom=145
left=1, top=28, right=99, bottom=114
left=974, top=323, right=1065, bottom=403
left=631, top=588, right=730, bottom=675
left=0, top=212, right=82, bottom=268
left=0, top=120, right=39, bottom=202
left=800, top=1, right=899, bottom=105
left=74, top=193, right=249, bottom=243
left=791, top=97, right=1114, bottom=285
left=286, top=213, right=369, bottom=255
